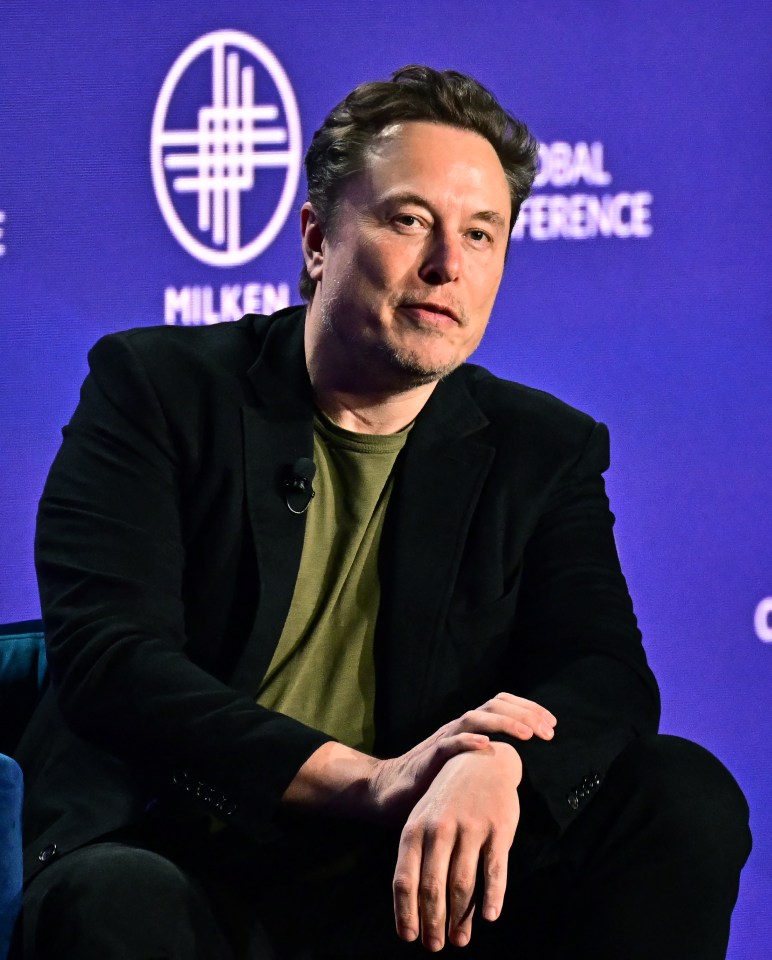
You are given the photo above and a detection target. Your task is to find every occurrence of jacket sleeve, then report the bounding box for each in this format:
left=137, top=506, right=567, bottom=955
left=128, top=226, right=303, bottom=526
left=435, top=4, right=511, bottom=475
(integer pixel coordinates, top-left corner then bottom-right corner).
left=34, top=332, right=333, bottom=837
left=499, top=420, right=660, bottom=835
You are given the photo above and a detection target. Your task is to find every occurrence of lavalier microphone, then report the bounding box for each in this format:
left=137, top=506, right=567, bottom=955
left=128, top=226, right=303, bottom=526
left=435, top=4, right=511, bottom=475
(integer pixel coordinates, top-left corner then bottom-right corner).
left=284, top=457, right=316, bottom=515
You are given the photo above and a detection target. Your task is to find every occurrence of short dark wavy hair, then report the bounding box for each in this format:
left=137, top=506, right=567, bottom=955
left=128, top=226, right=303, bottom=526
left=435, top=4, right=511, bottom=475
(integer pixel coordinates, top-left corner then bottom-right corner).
left=299, top=65, right=539, bottom=301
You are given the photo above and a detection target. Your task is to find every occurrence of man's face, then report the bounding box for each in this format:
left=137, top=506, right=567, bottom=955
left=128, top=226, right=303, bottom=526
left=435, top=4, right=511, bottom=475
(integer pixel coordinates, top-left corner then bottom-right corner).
left=304, top=121, right=512, bottom=390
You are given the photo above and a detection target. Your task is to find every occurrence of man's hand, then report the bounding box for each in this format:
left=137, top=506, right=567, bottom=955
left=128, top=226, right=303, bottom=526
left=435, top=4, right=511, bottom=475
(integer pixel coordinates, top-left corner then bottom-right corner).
left=284, top=692, right=554, bottom=820
left=392, top=742, right=522, bottom=952
left=368, top=692, right=553, bottom=820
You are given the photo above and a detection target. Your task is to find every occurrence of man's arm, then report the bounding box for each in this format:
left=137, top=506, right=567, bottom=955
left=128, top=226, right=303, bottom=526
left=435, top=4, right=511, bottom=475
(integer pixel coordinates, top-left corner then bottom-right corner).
left=281, top=691, right=553, bottom=816
left=384, top=415, right=658, bottom=952
left=507, top=420, right=659, bottom=832
left=35, top=331, right=557, bottom=840
left=34, top=331, right=334, bottom=832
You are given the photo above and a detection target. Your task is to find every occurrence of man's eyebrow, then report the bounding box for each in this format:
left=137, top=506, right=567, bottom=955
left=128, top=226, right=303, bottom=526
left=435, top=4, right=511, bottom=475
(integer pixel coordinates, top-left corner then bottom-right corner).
left=380, top=192, right=507, bottom=229
left=380, top=191, right=433, bottom=210
left=472, top=210, right=507, bottom=229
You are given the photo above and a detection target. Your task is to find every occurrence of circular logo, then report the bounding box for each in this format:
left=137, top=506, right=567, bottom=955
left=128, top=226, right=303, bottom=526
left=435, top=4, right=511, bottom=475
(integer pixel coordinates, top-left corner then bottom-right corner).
left=151, top=30, right=302, bottom=267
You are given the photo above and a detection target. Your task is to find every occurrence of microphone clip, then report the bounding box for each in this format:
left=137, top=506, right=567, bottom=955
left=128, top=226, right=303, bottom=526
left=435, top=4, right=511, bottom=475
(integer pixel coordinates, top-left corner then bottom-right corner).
left=283, top=458, right=316, bottom=515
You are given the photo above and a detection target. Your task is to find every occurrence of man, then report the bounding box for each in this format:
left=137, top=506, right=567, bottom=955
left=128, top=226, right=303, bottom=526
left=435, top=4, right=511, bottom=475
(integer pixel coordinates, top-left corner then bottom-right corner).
left=17, top=66, right=750, bottom=959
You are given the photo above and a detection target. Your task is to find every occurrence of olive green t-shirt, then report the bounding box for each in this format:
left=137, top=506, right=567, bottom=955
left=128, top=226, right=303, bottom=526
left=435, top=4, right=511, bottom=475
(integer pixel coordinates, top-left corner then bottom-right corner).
left=256, top=412, right=410, bottom=751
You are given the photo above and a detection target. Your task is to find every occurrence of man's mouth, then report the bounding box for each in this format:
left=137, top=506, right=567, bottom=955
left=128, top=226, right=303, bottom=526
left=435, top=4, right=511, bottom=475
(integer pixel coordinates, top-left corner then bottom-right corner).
left=399, top=301, right=461, bottom=325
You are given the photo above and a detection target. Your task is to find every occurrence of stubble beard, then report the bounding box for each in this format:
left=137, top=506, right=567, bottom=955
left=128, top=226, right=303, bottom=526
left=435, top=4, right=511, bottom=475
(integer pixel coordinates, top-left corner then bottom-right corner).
left=371, top=336, right=460, bottom=387
left=320, top=288, right=468, bottom=392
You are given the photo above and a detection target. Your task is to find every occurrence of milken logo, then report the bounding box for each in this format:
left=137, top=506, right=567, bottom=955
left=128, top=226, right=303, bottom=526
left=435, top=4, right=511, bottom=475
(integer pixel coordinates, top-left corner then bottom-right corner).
left=151, top=30, right=302, bottom=266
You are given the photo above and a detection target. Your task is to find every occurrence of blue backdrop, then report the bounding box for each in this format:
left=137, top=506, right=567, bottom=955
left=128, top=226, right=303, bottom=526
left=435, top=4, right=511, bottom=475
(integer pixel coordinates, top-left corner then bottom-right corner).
left=1, top=2, right=770, bottom=954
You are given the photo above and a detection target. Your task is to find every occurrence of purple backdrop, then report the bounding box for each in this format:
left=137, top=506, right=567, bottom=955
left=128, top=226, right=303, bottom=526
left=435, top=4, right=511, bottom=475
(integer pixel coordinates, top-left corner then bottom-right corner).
left=1, top=2, right=770, bottom=954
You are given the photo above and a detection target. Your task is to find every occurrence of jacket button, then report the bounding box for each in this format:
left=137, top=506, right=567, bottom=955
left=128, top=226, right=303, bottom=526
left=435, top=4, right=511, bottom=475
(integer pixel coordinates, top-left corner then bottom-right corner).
left=38, top=843, right=58, bottom=863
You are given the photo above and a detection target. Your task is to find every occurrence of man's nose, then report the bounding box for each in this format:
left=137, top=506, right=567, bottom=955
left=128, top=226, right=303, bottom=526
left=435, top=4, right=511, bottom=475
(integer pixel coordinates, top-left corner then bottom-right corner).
left=418, top=229, right=461, bottom=285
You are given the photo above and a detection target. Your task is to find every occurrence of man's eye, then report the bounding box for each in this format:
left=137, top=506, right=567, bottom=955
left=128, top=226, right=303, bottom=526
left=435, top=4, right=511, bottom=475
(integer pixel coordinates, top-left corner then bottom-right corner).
left=468, top=229, right=492, bottom=243
left=394, top=214, right=421, bottom=228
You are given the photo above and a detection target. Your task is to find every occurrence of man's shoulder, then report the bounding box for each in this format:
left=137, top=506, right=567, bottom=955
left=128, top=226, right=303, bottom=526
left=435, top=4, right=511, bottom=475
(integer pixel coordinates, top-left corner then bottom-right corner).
left=82, top=308, right=306, bottom=402
left=89, top=306, right=303, bottom=370
left=456, top=361, right=599, bottom=440
left=447, top=362, right=610, bottom=476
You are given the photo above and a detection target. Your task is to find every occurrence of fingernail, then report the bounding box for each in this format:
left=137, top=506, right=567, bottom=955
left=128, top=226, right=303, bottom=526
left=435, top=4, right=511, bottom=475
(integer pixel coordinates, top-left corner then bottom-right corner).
left=484, top=906, right=498, bottom=921
left=539, top=723, right=553, bottom=738
left=456, top=932, right=469, bottom=947
left=428, top=938, right=443, bottom=952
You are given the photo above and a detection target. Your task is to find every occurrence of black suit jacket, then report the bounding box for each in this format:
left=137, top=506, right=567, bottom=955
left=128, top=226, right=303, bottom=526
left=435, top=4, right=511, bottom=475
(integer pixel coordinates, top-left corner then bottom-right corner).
left=19, top=306, right=659, bottom=881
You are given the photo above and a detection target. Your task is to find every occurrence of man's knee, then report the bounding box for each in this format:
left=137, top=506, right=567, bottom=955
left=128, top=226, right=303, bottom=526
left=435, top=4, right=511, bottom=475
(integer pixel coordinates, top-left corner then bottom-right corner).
left=28, top=842, right=204, bottom=914
left=23, top=842, right=233, bottom=959
left=609, top=734, right=752, bottom=870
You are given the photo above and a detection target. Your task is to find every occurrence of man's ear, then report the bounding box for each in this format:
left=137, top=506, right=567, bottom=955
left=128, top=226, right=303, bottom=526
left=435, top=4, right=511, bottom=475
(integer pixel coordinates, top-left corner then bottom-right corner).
left=301, top=202, right=325, bottom=282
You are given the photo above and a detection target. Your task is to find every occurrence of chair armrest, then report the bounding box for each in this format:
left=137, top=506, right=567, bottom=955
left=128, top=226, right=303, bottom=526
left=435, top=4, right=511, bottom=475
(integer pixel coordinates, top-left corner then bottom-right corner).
left=0, top=621, right=47, bottom=756
left=0, top=754, right=23, bottom=960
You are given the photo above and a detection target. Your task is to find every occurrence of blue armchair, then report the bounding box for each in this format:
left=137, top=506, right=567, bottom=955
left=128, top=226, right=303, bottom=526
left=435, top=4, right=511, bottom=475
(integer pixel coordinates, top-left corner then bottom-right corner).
left=0, top=620, right=47, bottom=960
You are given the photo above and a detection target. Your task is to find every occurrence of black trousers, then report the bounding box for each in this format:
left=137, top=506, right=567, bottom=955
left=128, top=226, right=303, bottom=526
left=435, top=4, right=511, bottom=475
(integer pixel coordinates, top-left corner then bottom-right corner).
left=18, top=735, right=752, bottom=959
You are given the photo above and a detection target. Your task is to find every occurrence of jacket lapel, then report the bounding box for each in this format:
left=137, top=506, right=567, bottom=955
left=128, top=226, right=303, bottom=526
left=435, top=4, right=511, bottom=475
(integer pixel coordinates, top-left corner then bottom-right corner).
left=374, top=373, right=494, bottom=754
left=229, top=310, right=315, bottom=694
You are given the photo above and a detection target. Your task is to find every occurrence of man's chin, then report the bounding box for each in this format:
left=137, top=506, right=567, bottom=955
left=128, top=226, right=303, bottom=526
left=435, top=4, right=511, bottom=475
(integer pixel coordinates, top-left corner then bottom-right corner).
left=377, top=343, right=462, bottom=388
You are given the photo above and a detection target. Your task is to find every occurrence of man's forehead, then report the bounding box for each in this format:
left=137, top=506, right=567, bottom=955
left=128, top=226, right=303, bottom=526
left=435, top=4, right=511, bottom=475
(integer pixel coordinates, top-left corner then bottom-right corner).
left=360, top=121, right=509, bottom=200
left=367, top=120, right=497, bottom=160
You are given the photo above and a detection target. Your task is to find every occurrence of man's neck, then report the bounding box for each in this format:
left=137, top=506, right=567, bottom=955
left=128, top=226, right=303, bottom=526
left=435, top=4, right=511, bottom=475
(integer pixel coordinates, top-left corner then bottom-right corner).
left=312, top=381, right=437, bottom=435
left=303, top=301, right=440, bottom=435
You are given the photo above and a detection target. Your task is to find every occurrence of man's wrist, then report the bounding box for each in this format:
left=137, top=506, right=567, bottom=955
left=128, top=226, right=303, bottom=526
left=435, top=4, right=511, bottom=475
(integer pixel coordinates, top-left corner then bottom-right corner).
left=485, top=739, right=524, bottom=786
left=282, top=740, right=382, bottom=818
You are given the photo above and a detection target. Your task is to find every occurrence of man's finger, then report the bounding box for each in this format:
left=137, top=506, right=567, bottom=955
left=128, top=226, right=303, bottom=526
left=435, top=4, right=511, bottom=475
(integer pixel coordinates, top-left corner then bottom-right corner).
left=490, top=691, right=558, bottom=726
left=480, top=834, right=510, bottom=924
left=482, top=695, right=557, bottom=735
left=436, top=732, right=491, bottom=760
left=456, top=708, right=555, bottom=741
left=417, top=822, right=456, bottom=951
left=447, top=841, right=481, bottom=948
left=393, top=825, right=423, bottom=942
